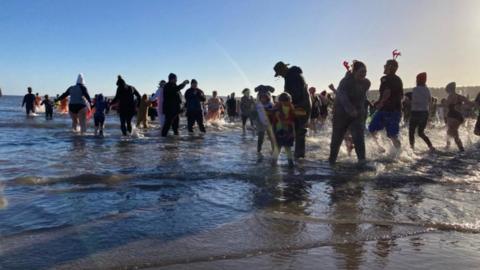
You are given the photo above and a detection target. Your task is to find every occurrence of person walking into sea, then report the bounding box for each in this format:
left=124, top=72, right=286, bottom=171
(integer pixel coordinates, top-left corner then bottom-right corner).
left=111, top=75, right=141, bottom=136
left=444, top=82, right=471, bottom=151
left=226, top=93, right=237, bottom=122
left=309, top=87, right=322, bottom=135
left=184, top=79, right=207, bottom=133
left=253, top=85, right=275, bottom=161
left=152, top=80, right=166, bottom=127
left=368, top=56, right=404, bottom=152
left=271, top=92, right=296, bottom=167
left=92, top=94, right=108, bottom=136
left=409, top=72, right=435, bottom=151
left=56, top=74, right=92, bottom=134
left=206, top=91, right=222, bottom=122
left=240, top=88, right=255, bottom=133
left=21, top=87, right=36, bottom=116
left=273, top=61, right=312, bottom=159
left=328, top=61, right=371, bottom=165
left=40, top=95, right=54, bottom=120
left=137, top=94, right=153, bottom=129
left=161, top=73, right=189, bottom=137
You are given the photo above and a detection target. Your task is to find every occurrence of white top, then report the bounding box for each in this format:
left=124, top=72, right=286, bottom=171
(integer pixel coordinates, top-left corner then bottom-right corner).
left=411, top=86, right=431, bottom=112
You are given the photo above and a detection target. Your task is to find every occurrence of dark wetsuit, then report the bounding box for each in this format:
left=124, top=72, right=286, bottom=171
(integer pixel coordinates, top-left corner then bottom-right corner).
left=22, top=93, right=36, bottom=115
left=112, top=84, right=141, bottom=136
left=41, top=99, right=54, bottom=119
left=226, top=97, right=237, bottom=118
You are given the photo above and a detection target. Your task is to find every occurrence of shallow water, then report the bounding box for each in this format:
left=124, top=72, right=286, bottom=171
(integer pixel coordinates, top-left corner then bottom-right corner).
left=0, top=95, right=479, bottom=269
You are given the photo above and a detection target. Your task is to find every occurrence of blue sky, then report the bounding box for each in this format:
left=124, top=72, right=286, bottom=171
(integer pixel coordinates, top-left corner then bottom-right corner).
left=1, top=0, right=479, bottom=96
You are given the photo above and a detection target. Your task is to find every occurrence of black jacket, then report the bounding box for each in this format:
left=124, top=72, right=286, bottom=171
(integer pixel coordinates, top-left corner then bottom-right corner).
left=284, top=66, right=311, bottom=114
left=111, top=84, right=141, bottom=114
left=163, top=82, right=187, bottom=115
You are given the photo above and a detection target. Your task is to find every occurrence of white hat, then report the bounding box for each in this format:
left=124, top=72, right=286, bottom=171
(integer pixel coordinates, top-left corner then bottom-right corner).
left=76, top=73, right=85, bottom=85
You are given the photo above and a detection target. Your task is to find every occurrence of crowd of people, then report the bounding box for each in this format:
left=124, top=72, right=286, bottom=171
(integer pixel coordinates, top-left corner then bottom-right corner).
left=21, top=55, right=480, bottom=167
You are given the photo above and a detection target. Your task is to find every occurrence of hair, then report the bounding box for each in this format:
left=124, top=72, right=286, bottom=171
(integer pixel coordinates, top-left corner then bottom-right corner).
left=27, top=87, right=32, bottom=93
left=278, top=92, right=292, bottom=103
left=213, top=91, right=217, bottom=96
left=386, top=59, right=399, bottom=69
left=44, top=95, right=49, bottom=99
left=352, top=61, right=366, bottom=72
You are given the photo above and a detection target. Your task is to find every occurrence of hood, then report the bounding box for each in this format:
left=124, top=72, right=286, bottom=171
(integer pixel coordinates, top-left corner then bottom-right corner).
left=76, top=73, right=85, bottom=85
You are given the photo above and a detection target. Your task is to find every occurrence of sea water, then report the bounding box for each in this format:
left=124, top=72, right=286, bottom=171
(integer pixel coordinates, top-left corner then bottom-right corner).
left=0, top=95, right=479, bottom=269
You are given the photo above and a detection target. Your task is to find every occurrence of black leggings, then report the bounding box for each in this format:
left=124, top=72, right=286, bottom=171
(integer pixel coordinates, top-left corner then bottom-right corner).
left=120, top=112, right=134, bottom=136
left=26, top=105, right=34, bottom=115
left=409, top=111, right=433, bottom=148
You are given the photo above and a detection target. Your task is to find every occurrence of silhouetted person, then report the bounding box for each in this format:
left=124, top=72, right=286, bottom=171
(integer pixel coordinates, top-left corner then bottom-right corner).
left=161, top=73, right=189, bottom=137
left=21, top=87, right=36, bottom=115
left=111, top=75, right=141, bottom=136
left=41, top=95, right=54, bottom=120
left=184, top=79, right=206, bottom=133
left=226, top=92, right=237, bottom=122
left=273, top=61, right=312, bottom=158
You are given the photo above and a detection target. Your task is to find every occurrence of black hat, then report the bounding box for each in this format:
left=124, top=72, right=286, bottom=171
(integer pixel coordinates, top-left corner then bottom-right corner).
left=273, top=61, right=289, bottom=77
left=191, top=79, right=198, bottom=84
left=168, top=73, right=177, bottom=80
left=116, top=75, right=126, bottom=86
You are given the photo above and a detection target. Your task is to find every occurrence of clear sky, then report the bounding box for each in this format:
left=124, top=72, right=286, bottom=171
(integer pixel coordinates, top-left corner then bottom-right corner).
left=1, top=0, right=479, bottom=96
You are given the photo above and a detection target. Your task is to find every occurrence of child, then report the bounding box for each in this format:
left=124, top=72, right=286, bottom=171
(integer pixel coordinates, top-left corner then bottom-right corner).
left=93, top=94, right=108, bottom=136
left=137, top=94, right=152, bottom=129
left=253, top=85, right=275, bottom=161
left=271, top=92, right=295, bottom=167
left=40, top=95, right=54, bottom=120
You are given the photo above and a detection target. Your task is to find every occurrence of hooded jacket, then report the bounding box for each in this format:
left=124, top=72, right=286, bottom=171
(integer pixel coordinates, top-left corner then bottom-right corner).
left=284, top=66, right=312, bottom=115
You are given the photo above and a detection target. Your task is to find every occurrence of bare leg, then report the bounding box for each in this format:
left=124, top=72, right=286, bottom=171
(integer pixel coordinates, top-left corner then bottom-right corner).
left=370, top=132, right=386, bottom=153
left=78, top=108, right=87, bottom=134
left=70, top=112, right=79, bottom=132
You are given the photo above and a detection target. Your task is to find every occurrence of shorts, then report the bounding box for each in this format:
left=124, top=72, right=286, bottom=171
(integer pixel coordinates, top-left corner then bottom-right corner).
left=69, top=104, right=86, bottom=114
left=368, top=111, right=401, bottom=138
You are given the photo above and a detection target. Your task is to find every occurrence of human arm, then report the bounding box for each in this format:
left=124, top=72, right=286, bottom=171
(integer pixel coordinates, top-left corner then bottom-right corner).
left=56, top=88, right=71, bottom=102
left=176, top=80, right=189, bottom=92
left=81, top=86, right=92, bottom=105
